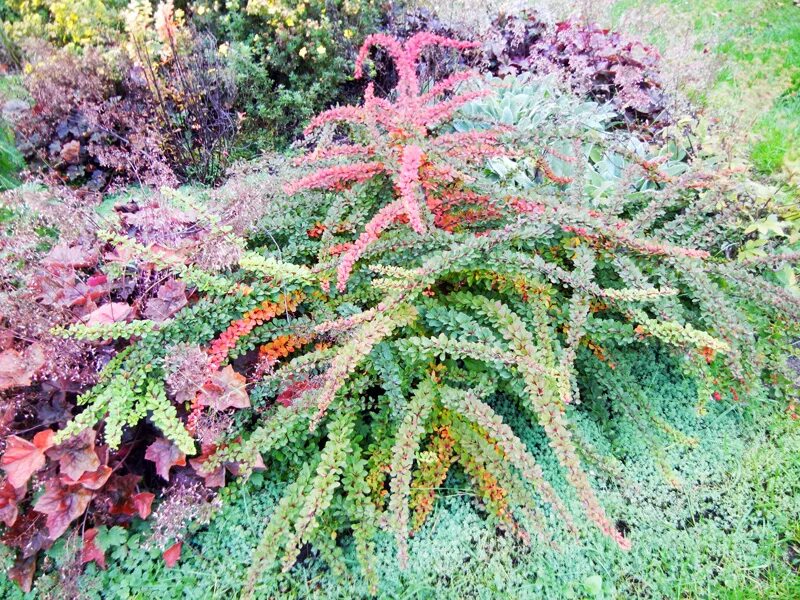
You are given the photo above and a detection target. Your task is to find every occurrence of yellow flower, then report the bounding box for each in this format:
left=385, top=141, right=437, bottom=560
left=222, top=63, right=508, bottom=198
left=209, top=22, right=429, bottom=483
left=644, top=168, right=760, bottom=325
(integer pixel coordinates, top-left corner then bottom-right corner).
left=197, top=5, right=206, bottom=15
left=298, top=46, right=308, bottom=58
left=316, top=45, right=326, bottom=56
left=219, top=42, right=229, bottom=56
left=343, top=28, right=353, bottom=40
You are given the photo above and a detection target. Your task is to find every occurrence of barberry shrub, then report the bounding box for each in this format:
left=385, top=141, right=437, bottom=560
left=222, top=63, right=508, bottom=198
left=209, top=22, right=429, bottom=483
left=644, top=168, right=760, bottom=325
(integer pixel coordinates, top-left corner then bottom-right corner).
left=5, top=33, right=799, bottom=593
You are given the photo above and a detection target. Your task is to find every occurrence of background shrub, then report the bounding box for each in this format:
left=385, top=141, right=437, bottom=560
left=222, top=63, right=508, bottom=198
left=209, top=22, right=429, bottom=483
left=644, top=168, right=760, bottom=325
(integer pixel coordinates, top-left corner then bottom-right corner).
left=12, top=44, right=174, bottom=191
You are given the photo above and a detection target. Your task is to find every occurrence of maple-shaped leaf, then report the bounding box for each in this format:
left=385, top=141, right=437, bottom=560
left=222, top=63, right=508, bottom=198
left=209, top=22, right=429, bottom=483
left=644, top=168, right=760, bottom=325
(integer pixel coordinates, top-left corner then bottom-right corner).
left=1, top=429, right=55, bottom=488
left=163, top=541, right=182, bottom=568
left=43, top=243, right=98, bottom=270
left=8, top=555, right=36, bottom=592
left=189, top=446, right=225, bottom=488
left=32, top=481, right=93, bottom=540
left=197, top=366, right=250, bottom=411
left=47, top=429, right=100, bottom=481
left=0, top=343, right=46, bottom=391
left=145, top=437, right=186, bottom=481
left=60, top=464, right=112, bottom=490
left=0, top=478, right=26, bottom=527
left=81, top=527, right=106, bottom=569
left=132, top=492, right=155, bottom=519
left=82, top=302, right=134, bottom=326
left=144, top=279, right=187, bottom=321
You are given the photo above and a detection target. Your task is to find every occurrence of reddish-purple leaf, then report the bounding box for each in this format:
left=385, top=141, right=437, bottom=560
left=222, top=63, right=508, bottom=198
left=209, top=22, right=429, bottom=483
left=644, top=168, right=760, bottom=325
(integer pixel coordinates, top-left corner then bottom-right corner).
left=43, top=244, right=98, bottom=270
left=145, top=437, right=186, bottom=481
left=47, top=429, right=100, bottom=481
left=81, top=527, right=106, bottom=569
left=60, top=464, right=112, bottom=490
left=8, top=555, right=36, bottom=592
left=32, top=481, right=93, bottom=540
left=0, top=478, right=25, bottom=527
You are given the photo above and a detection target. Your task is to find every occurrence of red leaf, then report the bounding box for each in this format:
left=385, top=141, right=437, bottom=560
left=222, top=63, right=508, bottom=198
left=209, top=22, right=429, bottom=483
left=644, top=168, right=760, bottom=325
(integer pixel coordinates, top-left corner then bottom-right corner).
left=1, top=429, right=55, bottom=488
left=81, top=527, right=106, bottom=569
left=197, top=366, right=250, bottom=411
left=145, top=437, right=186, bottom=481
left=86, top=274, right=108, bottom=287
left=163, top=541, right=182, bottom=568
left=132, top=492, right=155, bottom=519
left=8, top=555, right=36, bottom=592
left=0, top=343, right=46, bottom=391
left=0, top=478, right=25, bottom=527
left=144, top=279, right=187, bottom=321
left=1, top=511, right=49, bottom=555
left=82, top=302, right=133, bottom=326
left=47, top=429, right=100, bottom=481
left=189, top=447, right=225, bottom=488
left=32, top=481, right=93, bottom=540
left=60, top=464, right=112, bottom=490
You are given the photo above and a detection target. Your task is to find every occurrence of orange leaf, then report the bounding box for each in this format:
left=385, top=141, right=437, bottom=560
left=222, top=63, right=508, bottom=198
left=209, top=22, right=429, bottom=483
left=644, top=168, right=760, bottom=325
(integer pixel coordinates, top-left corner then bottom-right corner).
left=1, top=429, right=55, bottom=488
left=197, top=366, right=250, bottom=411
left=132, top=492, right=155, bottom=519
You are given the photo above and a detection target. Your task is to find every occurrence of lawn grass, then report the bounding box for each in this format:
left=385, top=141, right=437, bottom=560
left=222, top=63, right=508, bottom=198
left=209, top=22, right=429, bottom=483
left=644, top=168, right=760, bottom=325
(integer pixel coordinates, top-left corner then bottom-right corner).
left=626, top=0, right=800, bottom=176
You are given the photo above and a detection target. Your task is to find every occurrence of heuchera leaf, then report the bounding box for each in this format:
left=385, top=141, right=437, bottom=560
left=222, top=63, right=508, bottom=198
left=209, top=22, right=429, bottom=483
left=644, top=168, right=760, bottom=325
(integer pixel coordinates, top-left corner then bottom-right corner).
left=143, top=279, right=188, bottom=321
left=131, top=492, right=155, bottom=519
left=163, top=541, right=182, bottom=568
left=0, top=478, right=26, bottom=526
left=145, top=437, right=187, bottom=481
left=60, top=464, right=112, bottom=490
left=81, top=527, right=106, bottom=569
left=42, top=244, right=99, bottom=270
left=197, top=365, right=250, bottom=411
left=8, top=555, right=36, bottom=593
left=47, top=429, right=100, bottom=481
left=189, top=446, right=225, bottom=488
left=82, top=302, right=134, bottom=326
left=0, top=344, right=46, bottom=391
left=32, top=481, right=93, bottom=540
left=0, top=429, right=55, bottom=488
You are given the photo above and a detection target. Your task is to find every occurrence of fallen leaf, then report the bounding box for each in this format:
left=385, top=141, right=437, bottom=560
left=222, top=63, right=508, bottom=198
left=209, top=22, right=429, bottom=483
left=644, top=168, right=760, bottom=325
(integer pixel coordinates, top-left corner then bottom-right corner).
left=82, top=302, right=133, bottom=326
left=43, top=243, right=98, bottom=270
left=197, top=366, right=250, bottom=411
left=145, top=437, right=186, bottom=481
left=1, top=429, right=55, bottom=488
left=0, top=344, right=46, bottom=391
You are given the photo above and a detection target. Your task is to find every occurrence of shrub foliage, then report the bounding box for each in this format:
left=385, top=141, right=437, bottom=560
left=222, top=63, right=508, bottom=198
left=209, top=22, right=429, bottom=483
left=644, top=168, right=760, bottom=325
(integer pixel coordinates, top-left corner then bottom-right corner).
left=1, top=28, right=799, bottom=594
